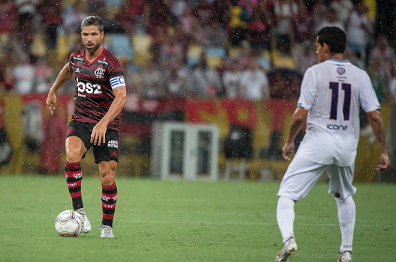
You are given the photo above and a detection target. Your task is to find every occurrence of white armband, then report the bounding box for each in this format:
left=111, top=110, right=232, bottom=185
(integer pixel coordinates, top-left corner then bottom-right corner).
left=110, top=76, right=125, bottom=89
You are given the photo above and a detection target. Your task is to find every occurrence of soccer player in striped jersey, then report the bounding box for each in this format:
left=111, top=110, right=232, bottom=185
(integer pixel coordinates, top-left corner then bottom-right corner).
left=46, top=16, right=127, bottom=238
left=274, top=27, right=391, bottom=262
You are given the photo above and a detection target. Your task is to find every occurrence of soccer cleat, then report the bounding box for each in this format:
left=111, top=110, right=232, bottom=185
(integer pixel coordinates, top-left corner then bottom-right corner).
left=275, top=237, right=297, bottom=262
left=75, top=208, right=91, bottom=233
left=338, top=251, right=352, bottom=262
left=100, top=224, right=114, bottom=238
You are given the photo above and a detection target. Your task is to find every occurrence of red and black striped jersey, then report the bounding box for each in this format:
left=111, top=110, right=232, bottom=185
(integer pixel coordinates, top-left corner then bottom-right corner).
left=69, top=48, right=125, bottom=131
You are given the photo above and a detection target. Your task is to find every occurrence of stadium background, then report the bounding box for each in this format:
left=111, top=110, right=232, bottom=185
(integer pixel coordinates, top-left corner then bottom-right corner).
left=0, top=0, right=395, bottom=182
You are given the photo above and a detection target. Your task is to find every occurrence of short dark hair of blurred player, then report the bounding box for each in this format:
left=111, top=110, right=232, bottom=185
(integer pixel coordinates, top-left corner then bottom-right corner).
left=274, top=26, right=390, bottom=262
left=46, top=16, right=127, bottom=238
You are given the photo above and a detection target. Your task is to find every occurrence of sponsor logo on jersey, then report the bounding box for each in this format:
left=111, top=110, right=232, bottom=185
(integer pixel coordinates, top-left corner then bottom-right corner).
left=337, top=67, right=346, bottom=75
left=94, top=67, right=105, bottom=78
left=98, top=58, right=108, bottom=66
left=108, top=140, right=118, bottom=148
left=73, top=57, right=84, bottom=62
left=327, top=124, right=348, bottom=131
left=67, top=127, right=74, bottom=135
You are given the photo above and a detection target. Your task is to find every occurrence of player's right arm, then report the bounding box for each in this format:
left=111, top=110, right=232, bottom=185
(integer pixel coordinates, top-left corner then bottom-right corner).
left=367, top=110, right=391, bottom=171
left=282, top=107, right=308, bottom=161
left=46, top=63, right=73, bottom=115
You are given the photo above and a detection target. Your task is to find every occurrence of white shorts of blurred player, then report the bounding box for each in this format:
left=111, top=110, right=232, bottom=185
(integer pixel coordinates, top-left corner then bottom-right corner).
left=277, top=153, right=356, bottom=201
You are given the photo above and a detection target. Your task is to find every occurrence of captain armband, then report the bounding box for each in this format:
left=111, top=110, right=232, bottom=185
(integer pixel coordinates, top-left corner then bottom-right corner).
left=110, top=76, right=125, bottom=89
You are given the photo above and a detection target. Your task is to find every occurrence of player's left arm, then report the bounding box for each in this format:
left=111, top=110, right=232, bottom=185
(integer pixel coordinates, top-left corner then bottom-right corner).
left=90, top=85, right=127, bottom=145
left=282, top=107, right=308, bottom=160
left=367, top=110, right=391, bottom=171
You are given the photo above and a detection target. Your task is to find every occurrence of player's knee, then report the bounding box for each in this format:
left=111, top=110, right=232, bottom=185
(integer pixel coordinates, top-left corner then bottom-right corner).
left=66, top=148, right=83, bottom=163
left=100, top=170, right=115, bottom=186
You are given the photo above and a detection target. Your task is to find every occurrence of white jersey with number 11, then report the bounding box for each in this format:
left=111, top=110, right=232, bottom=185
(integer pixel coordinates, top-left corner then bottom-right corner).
left=296, top=59, right=380, bottom=166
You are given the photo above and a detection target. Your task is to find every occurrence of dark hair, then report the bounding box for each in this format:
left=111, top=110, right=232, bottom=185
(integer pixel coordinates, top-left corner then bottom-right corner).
left=80, top=16, right=104, bottom=32
left=317, top=26, right=346, bottom=54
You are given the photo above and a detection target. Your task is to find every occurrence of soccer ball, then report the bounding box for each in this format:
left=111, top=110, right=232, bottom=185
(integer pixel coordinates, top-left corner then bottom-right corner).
left=55, top=210, right=82, bottom=237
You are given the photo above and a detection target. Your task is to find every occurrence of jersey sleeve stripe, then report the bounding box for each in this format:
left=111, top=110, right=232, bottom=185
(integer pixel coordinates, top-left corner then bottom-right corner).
left=105, top=50, right=121, bottom=68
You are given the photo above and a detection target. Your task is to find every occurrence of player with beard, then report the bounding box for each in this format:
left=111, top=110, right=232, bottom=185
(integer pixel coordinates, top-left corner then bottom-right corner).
left=46, top=16, right=127, bottom=238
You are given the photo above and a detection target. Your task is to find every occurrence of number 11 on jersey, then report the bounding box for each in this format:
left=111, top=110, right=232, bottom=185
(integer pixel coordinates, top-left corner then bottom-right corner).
left=329, top=82, right=351, bottom=121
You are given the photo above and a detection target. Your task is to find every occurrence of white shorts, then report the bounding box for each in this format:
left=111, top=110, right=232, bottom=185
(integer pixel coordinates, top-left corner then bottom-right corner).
left=277, top=154, right=357, bottom=201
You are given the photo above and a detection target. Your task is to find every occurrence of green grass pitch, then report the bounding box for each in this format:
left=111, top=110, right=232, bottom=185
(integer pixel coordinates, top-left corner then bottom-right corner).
left=0, top=175, right=395, bottom=261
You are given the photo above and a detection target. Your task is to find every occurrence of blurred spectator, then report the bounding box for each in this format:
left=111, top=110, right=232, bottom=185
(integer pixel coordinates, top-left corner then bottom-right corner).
left=330, top=0, right=353, bottom=28
left=189, top=17, right=210, bottom=46
left=346, top=3, right=372, bottom=59
left=247, top=7, right=271, bottom=53
left=15, top=0, right=38, bottom=31
left=127, top=0, right=146, bottom=17
left=344, top=48, right=365, bottom=70
left=188, top=55, right=222, bottom=98
left=143, top=0, right=170, bottom=37
left=389, top=65, right=396, bottom=104
left=96, top=3, right=125, bottom=33
left=115, top=1, right=136, bottom=35
left=0, top=0, right=15, bottom=34
left=120, top=59, right=135, bottom=94
left=223, top=60, right=242, bottom=99
left=294, top=40, right=316, bottom=74
left=367, top=59, right=387, bottom=103
left=13, top=54, right=35, bottom=94
left=235, top=40, right=252, bottom=69
left=317, top=7, right=344, bottom=32
left=238, top=0, right=259, bottom=15
left=160, top=33, right=184, bottom=69
left=273, top=0, right=298, bottom=53
left=150, top=26, right=168, bottom=65
left=272, top=38, right=296, bottom=70
left=369, top=35, right=396, bottom=84
left=87, top=0, right=104, bottom=14
left=290, top=1, right=314, bottom=63
left=383, top=64, right=396, bottom=181
left=193, top=0, right=214, bottom=26
left=258, top=0, right=275, bottom=25
left=269, top=69, right=287, bottom=99
left=228, top=4, right=249, bottom=47
left=164, top=59, right=189, bottom=97
left=212, top=0, right=232, bottom=26
left=174, top=21, right=190, bottom=59
left=63, top=0, right=87, bottom=35
left=169, top=0, right=187, bottom=25
left=362, top=0, right=377, bottom=25
left=34, top=55, right=54, bottom=93
left=240, top=56, right=270, bottom=101
left=312, top=0, right=327, bottom=32
left=180, top=7, right=195, bottom=35
left=389, top=18, right=396, bottom=50
left=204, top=20, right=227, bottom=48
left=0, top=65, right=14, bottom=93
left=139, top=59, right=166, bottom=99
left=38, top=0, right=62, bottom=49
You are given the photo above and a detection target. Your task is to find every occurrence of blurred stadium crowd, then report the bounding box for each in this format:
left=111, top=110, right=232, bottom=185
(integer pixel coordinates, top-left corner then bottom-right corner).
left=0, top=0, right=396, bottom=103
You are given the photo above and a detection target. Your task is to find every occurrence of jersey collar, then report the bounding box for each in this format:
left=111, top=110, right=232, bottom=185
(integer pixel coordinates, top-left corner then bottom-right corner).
left=328, top=58, right=350, bottom=64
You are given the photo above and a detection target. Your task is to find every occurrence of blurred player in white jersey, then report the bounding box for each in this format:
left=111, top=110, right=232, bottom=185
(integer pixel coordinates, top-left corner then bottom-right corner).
left=274, top=27, right=391, bottom=262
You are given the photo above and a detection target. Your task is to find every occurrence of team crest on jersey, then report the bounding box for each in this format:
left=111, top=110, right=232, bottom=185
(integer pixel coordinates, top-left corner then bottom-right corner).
left=94, top=67, right=105, bottom=78
left=336, top=67, right=346, bottom=75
